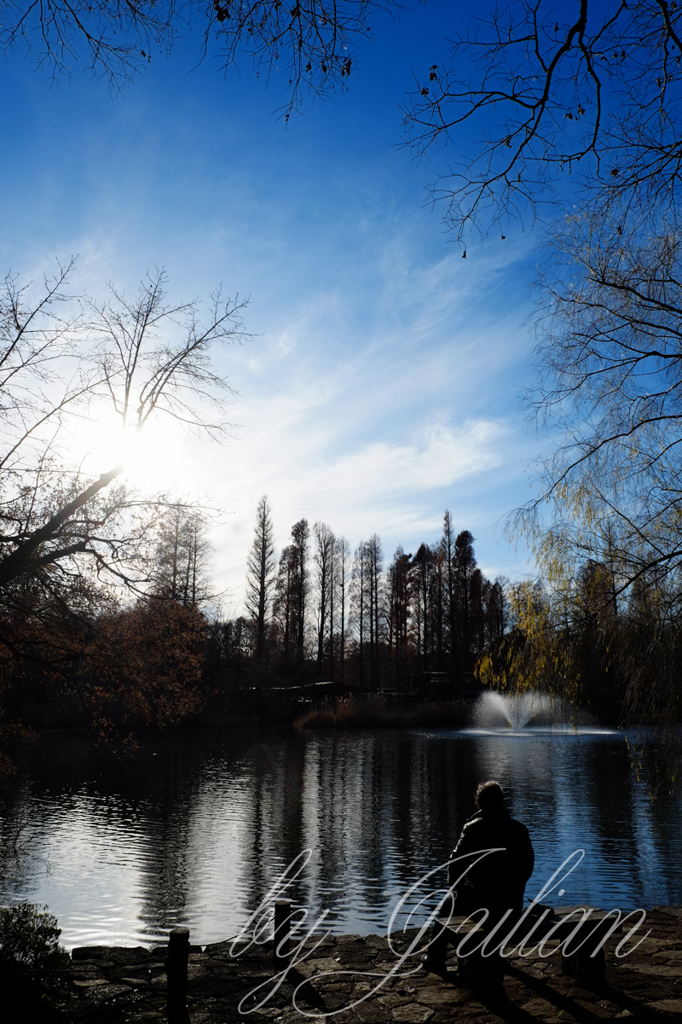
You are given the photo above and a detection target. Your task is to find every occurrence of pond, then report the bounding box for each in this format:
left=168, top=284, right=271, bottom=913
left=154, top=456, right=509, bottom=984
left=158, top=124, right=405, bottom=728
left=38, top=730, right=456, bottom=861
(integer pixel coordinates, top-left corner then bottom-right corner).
left=0, top=726, right=680, bottom=948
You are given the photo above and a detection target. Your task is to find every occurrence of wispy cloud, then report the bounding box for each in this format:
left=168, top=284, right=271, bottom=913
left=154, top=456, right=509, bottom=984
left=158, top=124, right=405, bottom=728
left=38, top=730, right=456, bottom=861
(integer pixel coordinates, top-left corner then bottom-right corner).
left=314, top=420, right=504, bottom=494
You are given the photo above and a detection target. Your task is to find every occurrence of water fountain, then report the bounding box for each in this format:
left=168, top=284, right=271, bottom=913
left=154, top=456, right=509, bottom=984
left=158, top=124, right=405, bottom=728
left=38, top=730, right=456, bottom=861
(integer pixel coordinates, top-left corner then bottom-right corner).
left=472, top=690, right=598, bottom=732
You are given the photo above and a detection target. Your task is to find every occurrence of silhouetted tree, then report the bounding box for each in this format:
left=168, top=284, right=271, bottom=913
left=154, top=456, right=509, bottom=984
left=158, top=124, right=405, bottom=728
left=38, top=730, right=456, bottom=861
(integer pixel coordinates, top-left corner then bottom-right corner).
left=333, top=536, right=350, bottom=682
left=290, top=519, right=310, bottom=660
left=411, top=543, right=433, bottom=673
left=313, top=521, right=335, bottom=678
left=365, top=534, right=384, bottom=688
left=485, top=580, right=506, bottom=644
left=432, top=538, right=446, bottom=671
left=469, top=567, right=485, bottom=658
left=0, top=0, right=398, bottom=115
left=387, top=545, right=412, bottom=688
left=273, top=545, right=294, bottom=659
left=403, top=1, right=682, bottom=238
left=204, top=616, right=249, bottom=689
left=153, top=507, right=212, bottom=608
left=80, top=598, right=208, bottom=736
left=245, top=496, right=276, bottom=660
left=454, top=530, right=476, bottom=672
left=350, top=535, right=384, bottom=688
left=442, top=510, right=458, bottom=677
left=0, top=265, right=245, bottom=606
left=351, top=540, right=368, bottom=687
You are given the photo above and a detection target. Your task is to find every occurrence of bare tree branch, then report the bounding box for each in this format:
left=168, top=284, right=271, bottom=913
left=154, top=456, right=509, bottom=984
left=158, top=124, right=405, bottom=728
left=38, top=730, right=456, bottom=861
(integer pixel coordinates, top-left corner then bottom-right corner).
left=402, top=0, right=682, bottom=239
left=0, top=0, right=399, bottom=115
left=0, top=261, right=248, bottom=607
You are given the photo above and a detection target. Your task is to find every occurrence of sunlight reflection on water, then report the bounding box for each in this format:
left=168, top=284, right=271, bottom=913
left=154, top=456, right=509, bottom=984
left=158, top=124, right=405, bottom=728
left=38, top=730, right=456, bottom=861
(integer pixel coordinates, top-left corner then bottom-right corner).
left=0, top=727, right=680, bottom=948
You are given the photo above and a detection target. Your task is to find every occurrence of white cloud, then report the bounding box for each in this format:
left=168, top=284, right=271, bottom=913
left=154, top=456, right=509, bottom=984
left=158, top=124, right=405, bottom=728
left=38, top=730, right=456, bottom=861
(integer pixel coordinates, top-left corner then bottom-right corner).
left=306, top=420, right=504, bottom=495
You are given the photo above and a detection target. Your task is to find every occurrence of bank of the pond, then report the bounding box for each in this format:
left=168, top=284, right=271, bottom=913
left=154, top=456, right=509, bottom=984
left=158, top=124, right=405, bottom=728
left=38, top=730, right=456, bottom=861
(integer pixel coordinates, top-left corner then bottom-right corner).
left=293, top=696, right=471, bottom=730
left=30, top=907, right=682, bottom=1023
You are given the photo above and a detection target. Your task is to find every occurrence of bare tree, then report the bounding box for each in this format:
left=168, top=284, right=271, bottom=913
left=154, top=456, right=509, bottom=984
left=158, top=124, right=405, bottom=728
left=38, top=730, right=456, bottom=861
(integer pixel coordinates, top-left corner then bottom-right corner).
left=273, top=544, right=295, bottom=657
left=245, top=495, right=276, bottom=659
left=334, top=535, right=350, bottom=681
left=387, top=545, right=412, bottom=688
left=0, top=262, right=246, bottom=604
left=403, top=1, right=682, bottom=238
left=454, top=529, right=476, bottom=670
left=91, top=269, right=242, bottom=441
left=312, top=521, right=335, bottom=678
left=411, top=542, right=432, bottom=672
left=290, top=519, right=310, bottom=660
left=351, top=534, right=383, bottom=688
left=273, top=520, right=310, bottom=666
left=10, top=1, right=682, bottom=237
left=153, top=506, right=213, bottom=607
left=442, top=510, right=457, bottom=674
left=351, top=539, right=367, bottom=687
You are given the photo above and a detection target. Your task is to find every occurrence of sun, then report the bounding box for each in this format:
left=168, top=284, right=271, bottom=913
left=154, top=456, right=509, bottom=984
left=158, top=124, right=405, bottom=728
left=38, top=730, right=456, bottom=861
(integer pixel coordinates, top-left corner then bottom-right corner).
left=62, top=410, right=192, bottom=495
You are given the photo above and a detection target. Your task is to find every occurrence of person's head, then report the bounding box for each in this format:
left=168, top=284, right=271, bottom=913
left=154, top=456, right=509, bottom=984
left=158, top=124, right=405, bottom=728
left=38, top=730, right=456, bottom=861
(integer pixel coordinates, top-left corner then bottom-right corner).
left=475, top=780, right=505, bottom=811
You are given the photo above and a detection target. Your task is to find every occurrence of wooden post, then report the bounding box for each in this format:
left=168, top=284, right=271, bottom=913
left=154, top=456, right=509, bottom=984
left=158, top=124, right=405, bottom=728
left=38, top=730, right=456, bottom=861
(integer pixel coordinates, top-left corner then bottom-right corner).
left=166, top=926, right=190, bottom=1023
left=561, top=918, right=609, bottom=989
left=274, top=899, right=292, bottom=969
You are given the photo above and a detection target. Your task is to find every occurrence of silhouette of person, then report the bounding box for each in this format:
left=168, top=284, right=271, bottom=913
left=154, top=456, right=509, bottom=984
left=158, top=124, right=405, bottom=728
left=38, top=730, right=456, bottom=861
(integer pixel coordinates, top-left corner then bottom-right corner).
left=448, top=780, right=534, bottom=995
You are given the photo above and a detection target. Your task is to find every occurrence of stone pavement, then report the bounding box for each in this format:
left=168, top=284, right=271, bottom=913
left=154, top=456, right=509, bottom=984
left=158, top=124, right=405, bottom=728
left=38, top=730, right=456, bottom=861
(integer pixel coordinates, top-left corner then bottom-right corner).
left=59, top=907, right=682, bottom=1023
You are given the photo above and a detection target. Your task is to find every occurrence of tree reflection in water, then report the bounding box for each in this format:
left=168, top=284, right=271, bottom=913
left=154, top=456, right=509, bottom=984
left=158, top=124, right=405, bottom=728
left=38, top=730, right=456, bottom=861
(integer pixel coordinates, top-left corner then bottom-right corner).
left=0, top=727, right=680, bottom=948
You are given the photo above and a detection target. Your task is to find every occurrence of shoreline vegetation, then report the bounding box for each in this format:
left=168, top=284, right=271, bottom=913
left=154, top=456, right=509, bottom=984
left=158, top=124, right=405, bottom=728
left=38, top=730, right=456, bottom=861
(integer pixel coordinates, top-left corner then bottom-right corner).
left=293, top=695, right=471, bottom=730
left=3, top=684, right=631, bottom=747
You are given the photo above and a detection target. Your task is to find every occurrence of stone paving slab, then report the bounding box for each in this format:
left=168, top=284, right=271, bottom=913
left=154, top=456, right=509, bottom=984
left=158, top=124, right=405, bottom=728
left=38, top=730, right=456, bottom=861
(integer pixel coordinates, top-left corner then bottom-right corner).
left=49, top=908, right=682, bottom=1023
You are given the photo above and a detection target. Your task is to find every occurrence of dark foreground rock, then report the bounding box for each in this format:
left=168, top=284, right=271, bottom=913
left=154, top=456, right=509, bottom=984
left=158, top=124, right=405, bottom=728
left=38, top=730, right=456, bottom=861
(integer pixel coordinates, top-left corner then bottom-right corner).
left=46, top=907, right=682, bottom=1023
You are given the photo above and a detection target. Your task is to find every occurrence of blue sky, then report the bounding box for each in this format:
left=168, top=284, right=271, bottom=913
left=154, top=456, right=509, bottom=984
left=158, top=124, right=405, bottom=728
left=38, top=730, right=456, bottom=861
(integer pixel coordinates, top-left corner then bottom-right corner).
left=1, top=2, right=549, bottom=610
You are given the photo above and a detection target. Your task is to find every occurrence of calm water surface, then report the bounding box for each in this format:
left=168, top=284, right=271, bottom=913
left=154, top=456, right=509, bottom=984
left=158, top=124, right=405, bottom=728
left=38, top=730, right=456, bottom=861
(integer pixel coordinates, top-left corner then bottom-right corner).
left=0, top=727, right=680, bottom=948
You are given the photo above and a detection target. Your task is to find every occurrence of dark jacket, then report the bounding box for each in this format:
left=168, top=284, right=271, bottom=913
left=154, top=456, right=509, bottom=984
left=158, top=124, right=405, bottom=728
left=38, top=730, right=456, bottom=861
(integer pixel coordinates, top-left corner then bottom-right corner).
left=449, top=806, right=534, bottom=913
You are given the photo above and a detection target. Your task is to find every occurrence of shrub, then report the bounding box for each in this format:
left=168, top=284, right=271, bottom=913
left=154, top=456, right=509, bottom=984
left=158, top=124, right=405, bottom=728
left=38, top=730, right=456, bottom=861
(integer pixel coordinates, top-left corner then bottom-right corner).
left=0, top=902, right=69, bottom=980
left=0, top=902, right=70, bottom=1020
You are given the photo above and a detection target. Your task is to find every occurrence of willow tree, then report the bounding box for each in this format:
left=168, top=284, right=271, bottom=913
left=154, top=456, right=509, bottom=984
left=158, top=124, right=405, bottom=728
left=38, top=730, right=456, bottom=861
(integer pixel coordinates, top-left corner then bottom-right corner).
left=497, top=207, right=682, bottom=752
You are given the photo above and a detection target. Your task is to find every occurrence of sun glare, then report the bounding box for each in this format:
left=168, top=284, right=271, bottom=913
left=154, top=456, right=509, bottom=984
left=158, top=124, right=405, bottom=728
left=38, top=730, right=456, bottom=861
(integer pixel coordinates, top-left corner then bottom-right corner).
left=65, top=413, right=190, bottom=494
